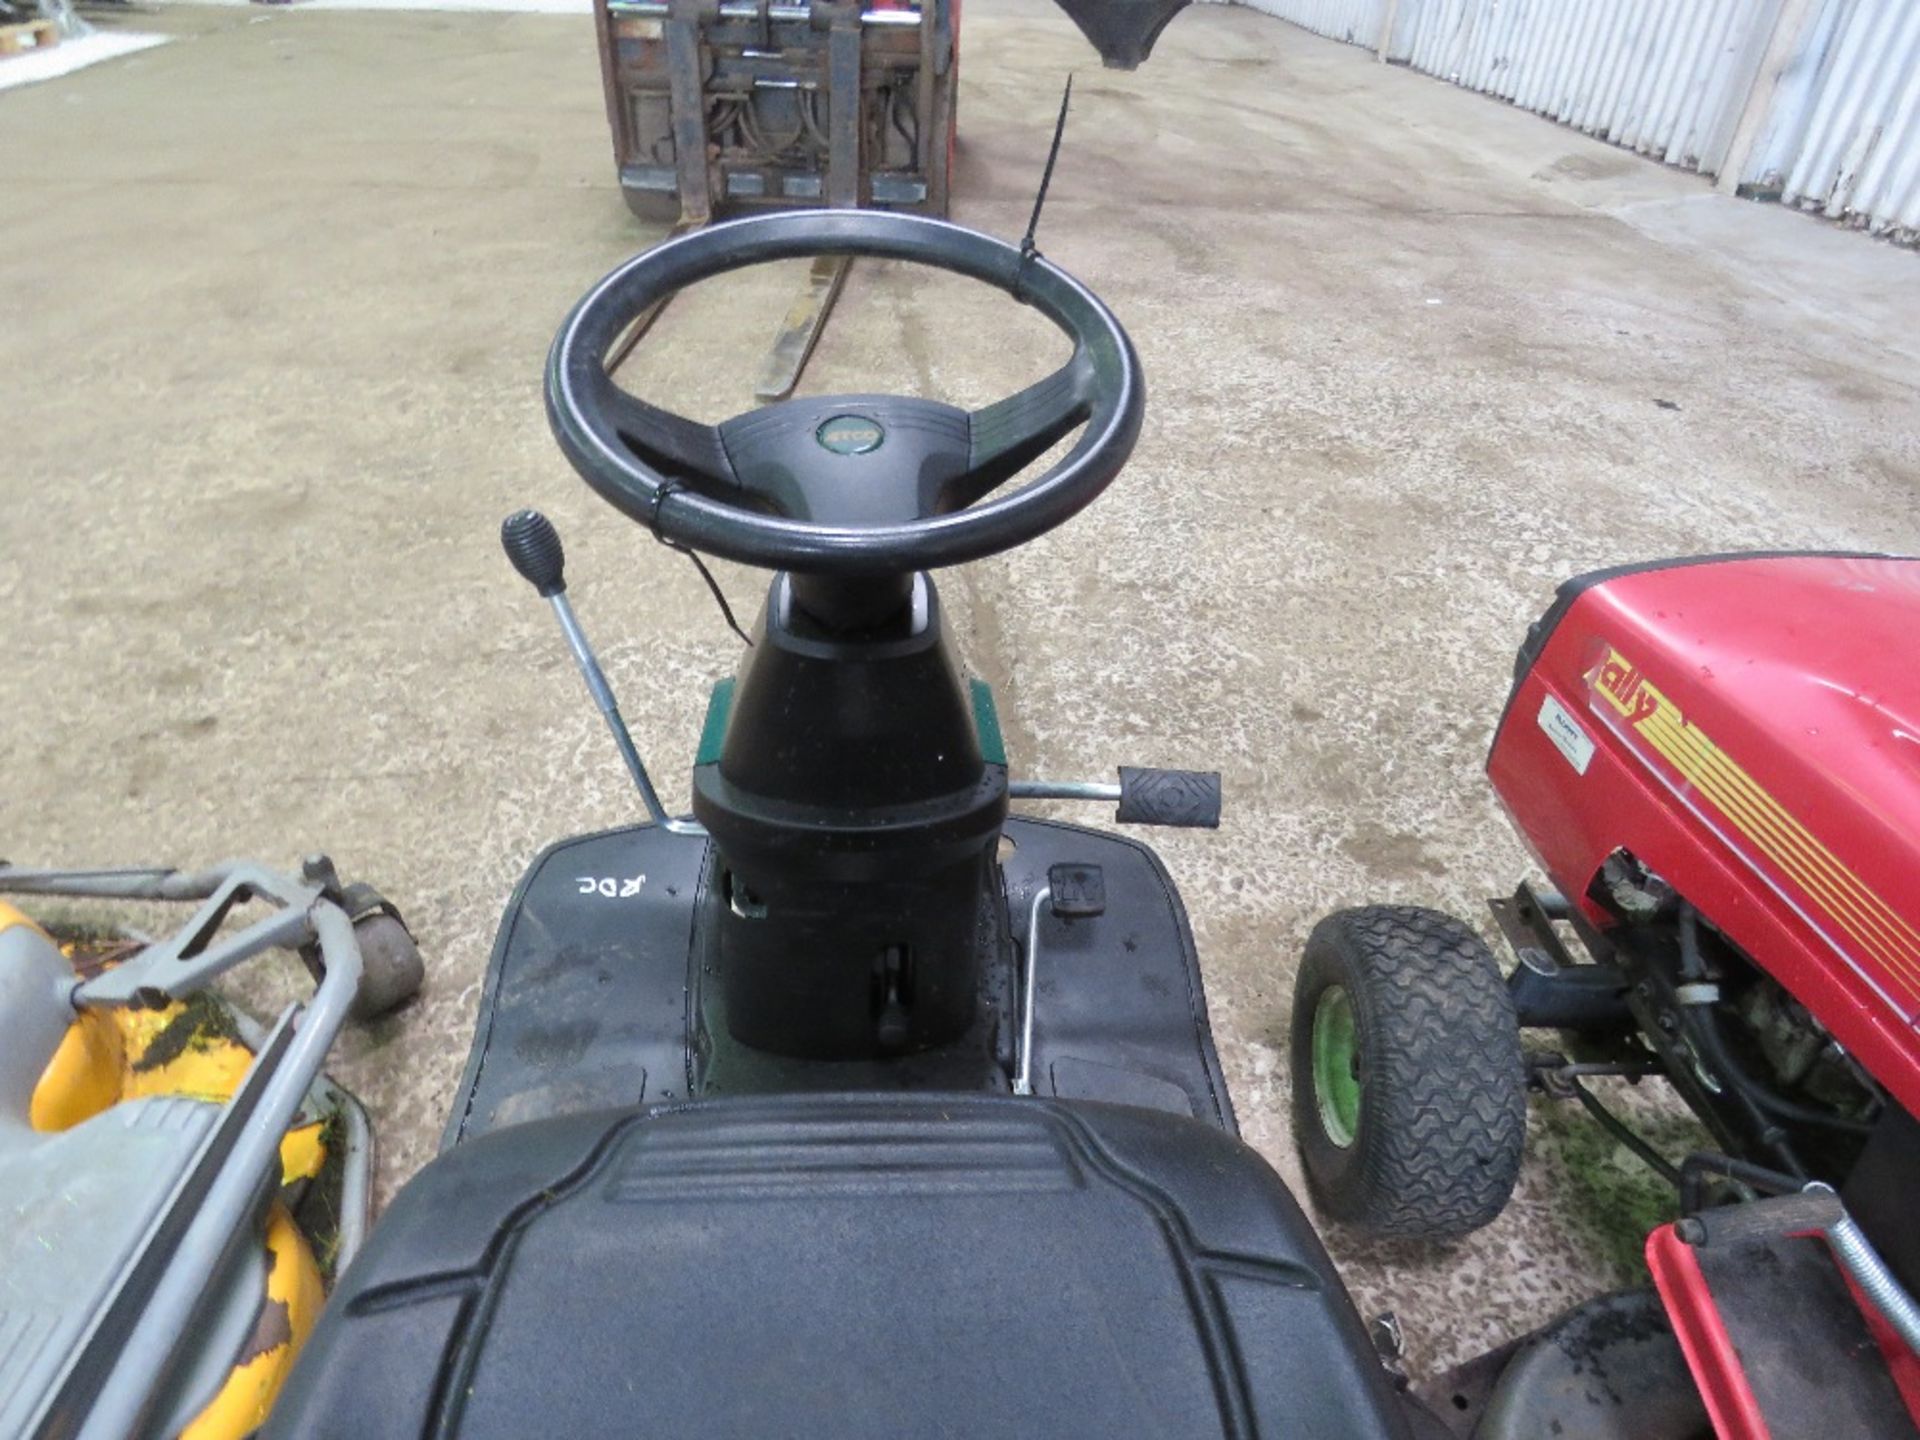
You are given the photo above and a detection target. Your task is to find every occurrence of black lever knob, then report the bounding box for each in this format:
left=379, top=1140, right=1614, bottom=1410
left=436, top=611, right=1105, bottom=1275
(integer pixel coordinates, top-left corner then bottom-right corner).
left=1115, top=767, right=1222, bottom=829
left=502, top=509, right=566, bottom=597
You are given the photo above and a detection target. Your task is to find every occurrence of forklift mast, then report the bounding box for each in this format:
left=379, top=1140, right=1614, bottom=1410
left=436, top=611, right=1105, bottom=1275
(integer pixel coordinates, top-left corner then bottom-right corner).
left=596, top=0, right=959, bottom=225
left=593, top=0, right=1186, bottom=225
left=588, top=0, right=1185, bottom=399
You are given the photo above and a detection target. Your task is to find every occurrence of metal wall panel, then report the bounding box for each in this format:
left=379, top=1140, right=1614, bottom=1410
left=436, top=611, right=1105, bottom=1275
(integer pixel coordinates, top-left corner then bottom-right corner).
left=1740, top=0, right=1920, bottom=238
left=1397, top=0, right=1771, bottom=173
left=1223, top=0, right=1390, bottom=48
left=1229, top=0, right=1918, bottom=241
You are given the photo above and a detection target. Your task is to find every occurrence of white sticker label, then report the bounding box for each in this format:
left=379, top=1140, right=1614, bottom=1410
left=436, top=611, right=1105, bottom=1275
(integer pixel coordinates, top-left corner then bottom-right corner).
left=1537, top=694, right=1595, bottom=775
left=576, top=873, right=647, bottom=898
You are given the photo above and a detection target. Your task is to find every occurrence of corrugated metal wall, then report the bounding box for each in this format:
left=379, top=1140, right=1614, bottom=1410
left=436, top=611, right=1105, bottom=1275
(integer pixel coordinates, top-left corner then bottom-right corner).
left=1396, top=0, right=1771, bottom=175
left=1229, top=0, right=1389, bottom=48
left=1227, top=0, right=1919, bottom=243
left=1737, top=0, right=1920, bottom=238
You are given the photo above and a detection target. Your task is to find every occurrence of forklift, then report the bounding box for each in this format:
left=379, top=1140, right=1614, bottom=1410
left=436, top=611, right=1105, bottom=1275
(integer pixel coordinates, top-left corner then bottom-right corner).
left=588, top=0, right=1186, bottom=398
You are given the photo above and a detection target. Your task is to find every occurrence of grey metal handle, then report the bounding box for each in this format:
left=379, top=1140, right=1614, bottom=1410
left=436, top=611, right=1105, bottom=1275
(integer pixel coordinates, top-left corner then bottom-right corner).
left=1009, top=768, right=1223, bottom=829
left=16, top=895, right=363, bottom=1440
left=0, top=861, right=328, bottom=1007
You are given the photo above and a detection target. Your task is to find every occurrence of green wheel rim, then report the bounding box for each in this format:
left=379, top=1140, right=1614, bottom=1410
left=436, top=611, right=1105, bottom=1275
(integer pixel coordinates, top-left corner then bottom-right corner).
left=1311, top=985, right=1362, bottom=1149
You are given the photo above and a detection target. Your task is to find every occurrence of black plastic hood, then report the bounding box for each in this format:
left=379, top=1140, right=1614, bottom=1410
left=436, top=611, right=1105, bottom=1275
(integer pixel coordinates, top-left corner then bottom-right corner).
left=1051, top=0, right=1190, bottom=67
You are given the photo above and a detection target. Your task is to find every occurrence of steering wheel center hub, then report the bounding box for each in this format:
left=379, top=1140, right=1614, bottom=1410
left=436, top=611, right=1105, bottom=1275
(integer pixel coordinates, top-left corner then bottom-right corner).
left=816, top=414, right=886, bottom=456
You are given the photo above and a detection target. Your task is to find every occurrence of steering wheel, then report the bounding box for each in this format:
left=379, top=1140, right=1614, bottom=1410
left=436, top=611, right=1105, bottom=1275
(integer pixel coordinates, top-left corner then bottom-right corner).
left=545, top=210, right=1143, bottom=576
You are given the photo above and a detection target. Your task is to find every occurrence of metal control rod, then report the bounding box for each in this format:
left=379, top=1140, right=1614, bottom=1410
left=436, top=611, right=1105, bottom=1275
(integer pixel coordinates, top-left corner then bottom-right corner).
left=502, top=510, right=707, bottom=838
left=547, top=594, right=704, bottom=837
left=1012, top=886, right=1050, bottom=1097
left=1011, top=768, right=1222, bottom=830
left=1009, top=780, right=1121, bottom=802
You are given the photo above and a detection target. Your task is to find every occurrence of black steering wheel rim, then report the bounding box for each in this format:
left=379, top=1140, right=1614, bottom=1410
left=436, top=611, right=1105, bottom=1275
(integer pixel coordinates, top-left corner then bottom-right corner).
left=545, top=210, right=1143, bottom=574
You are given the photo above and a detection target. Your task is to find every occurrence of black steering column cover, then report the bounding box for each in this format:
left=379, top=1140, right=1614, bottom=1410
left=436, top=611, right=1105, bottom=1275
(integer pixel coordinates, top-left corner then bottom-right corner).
left=545, top=211, right=1144, bottom=574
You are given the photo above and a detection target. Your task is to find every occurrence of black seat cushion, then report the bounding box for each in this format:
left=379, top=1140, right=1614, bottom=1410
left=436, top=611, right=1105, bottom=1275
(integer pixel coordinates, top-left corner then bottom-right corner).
left=269, top=1094, right=1410, bottom=1439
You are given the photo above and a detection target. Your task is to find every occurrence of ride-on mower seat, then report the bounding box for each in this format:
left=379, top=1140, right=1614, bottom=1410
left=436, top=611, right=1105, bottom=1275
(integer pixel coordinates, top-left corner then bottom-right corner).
left=269, top=1093, right=1412, bottom=1438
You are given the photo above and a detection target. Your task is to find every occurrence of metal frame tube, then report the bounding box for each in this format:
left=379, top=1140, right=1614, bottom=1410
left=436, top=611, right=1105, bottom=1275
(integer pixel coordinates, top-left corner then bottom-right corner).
left=0, top=864, right=239, bottom=902
left=1803, top=1182, right=1920, bottom=1356
left=1008, top=780, right=1120, bottom=803
left=50, top=904, right=362, bottom=1440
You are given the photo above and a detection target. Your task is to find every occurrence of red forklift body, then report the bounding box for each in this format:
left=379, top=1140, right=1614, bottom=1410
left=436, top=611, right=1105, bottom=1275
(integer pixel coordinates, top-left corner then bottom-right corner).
left=1489, top=553, right=1920, bottom=1118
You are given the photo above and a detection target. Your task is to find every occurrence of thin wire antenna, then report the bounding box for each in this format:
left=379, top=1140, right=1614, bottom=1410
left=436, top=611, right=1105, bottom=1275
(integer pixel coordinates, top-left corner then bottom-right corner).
left=1021, top=74, right=1074, bottom=257
left=646, top=478, right=754, bottom=646
left=660, top=537, right=756, bottom=647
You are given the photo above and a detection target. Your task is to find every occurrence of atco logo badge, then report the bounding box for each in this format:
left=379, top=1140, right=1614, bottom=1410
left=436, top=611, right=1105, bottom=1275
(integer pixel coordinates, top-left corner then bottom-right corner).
left=816, top=414, right=884, bottom=455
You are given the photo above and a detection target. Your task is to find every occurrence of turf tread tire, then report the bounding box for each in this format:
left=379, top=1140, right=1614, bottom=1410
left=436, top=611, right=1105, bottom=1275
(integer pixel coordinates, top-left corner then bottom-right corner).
left=1290, top=905, right=1526, bottom=1242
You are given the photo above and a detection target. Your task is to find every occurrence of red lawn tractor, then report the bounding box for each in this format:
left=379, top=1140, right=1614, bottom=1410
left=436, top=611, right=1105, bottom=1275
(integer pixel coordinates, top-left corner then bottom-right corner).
left=1290, top=553, right=1920, bottom=1438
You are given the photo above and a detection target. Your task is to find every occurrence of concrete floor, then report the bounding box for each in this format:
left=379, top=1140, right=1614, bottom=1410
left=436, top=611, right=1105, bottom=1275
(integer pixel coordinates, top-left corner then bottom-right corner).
left=5, top=0, right=1919, bottom=1377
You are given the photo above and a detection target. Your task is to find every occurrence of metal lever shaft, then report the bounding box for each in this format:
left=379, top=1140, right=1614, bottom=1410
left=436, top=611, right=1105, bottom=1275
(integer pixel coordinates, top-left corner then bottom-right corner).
left=503, top=510, right=706, bottom=837
left=547, top=594, right=704, bottom=835
left=1010, top=767, right=1222, bottom=829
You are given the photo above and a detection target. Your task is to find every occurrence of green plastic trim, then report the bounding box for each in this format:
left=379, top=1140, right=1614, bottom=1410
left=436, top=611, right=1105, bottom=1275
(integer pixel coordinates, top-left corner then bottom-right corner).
left=695, top=677, right=737, bottom=767
left=1311, top=984, right=1361, bottom=1149
left=970, top=678, right=1007, bottom=766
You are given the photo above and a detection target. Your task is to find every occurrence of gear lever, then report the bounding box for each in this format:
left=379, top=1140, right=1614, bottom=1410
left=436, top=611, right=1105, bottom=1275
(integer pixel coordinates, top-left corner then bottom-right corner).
left=500, top=509, right=705, bottom=837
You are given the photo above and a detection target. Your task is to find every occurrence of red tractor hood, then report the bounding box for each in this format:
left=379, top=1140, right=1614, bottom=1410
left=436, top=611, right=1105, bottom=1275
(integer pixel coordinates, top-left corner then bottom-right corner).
left=1492, top=553, right=1920, bottom=1114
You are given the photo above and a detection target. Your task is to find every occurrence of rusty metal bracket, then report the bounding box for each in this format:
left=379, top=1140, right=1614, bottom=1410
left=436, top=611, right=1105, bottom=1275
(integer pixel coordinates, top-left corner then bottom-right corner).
left=823, top=0, right=862, bottom=210
left=754, top=253, right=851, bottom=401
left=665, top=0, right=717, bottom=225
